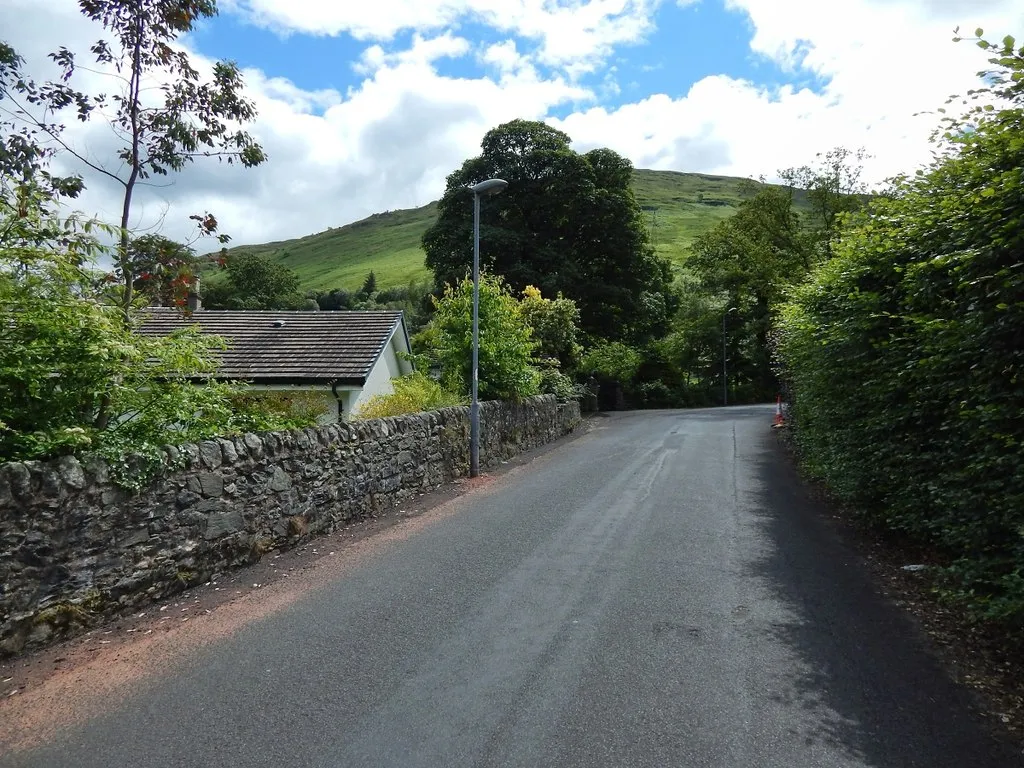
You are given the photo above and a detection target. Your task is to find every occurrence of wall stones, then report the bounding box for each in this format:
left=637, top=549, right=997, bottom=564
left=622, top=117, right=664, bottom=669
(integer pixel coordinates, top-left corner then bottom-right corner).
left=0, top=396, right=581, bottom=657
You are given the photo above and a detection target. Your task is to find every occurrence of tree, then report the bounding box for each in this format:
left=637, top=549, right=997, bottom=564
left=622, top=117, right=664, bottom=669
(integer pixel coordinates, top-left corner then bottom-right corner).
left=203, top=252, right=305, bottom=310
left=359, top=270, right=377, bottom=299
left=580, top=342, right=643, bottom=405
left=118, top=234, right=199, bottom=307
left=419, top=275, right=539, bottom=401
left=0, top=199, right=313, bottom=479
left=655, top=276, right=728, bottom=404
left=0, top=0, right=266, bottom=313
left=688, top=186, right=809, bottom=400
left=779, top=146, right=870, bottom=262
left=0, top=44, right=84, bottom=207
left=422, top=119, right=676, bottom=344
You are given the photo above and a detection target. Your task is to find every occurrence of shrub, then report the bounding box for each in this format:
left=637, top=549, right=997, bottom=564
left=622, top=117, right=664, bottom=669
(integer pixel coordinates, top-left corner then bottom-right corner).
left=0, top=199, right=318, bottom=487
left=424, top=274, right=540, bottom=401
left=519, top=286, right=583, bottom=372
left=536, top=361, right=585, bottom=403
left=775, top=32, right=1024, bottom=623
left=228, top=391, right=328, bottom=428
left=355, top=372, right=466, bottom=419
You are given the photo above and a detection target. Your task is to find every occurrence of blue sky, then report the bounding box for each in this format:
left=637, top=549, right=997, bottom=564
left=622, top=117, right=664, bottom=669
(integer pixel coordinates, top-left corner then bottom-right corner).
left=2, top=0, right=1019, bottom=245
left=189, top=1, right=829, bottom=119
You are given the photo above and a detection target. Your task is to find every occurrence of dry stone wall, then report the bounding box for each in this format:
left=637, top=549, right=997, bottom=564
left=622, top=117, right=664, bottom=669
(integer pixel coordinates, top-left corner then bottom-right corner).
left=0, top=396, right=580, bottom=656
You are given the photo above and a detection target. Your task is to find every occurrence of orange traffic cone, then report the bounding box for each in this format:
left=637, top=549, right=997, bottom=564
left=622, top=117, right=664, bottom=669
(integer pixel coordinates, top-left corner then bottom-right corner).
left=772, top=395, right=785, bottom=428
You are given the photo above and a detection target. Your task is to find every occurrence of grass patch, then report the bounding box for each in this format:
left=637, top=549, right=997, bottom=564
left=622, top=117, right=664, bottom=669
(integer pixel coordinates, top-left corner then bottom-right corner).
left=205, top=171, right=812, bottom=292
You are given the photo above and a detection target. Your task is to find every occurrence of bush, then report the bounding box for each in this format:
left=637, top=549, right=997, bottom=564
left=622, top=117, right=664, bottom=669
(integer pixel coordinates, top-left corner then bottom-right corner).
left=775, top=32, right=1024, bottom=623
left=519, top=286, right=583, bottom=372
left=0, top=199, right=318, bottom=488
left=423, top=275, right=540, bottom=401
left=536, top=361, right=585, bottom=403
left=227, top=391, right=328, bottom=428
left=355, top=372, right=466, bottom=419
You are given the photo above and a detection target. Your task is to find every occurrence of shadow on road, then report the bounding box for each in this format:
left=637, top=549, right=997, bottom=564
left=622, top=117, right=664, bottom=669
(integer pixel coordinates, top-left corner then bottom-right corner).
left=744, top=430, right=1019, bottom=768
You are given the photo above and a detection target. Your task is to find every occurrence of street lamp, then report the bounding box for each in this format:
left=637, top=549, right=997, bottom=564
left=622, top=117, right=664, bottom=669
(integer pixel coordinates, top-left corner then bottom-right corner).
left=469, top=178, right=508, bottom=477
left=722, top=306, right=738, bottom=407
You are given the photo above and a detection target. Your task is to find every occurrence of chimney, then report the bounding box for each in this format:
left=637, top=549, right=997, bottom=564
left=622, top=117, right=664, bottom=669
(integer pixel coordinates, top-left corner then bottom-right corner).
left=186, top=277, right=201, bottom=312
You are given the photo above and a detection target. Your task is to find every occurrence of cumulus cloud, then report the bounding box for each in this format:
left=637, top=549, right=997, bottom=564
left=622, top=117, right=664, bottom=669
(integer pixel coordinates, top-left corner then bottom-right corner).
left=1, top=0, right=1021, bottom=251
left=561, top=0, right=1024, bottom=184
left=222, top=0, right=675, bottom=72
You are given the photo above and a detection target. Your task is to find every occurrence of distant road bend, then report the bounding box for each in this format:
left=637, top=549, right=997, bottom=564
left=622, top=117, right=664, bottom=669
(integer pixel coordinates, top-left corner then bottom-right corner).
left=2, top=407, right=1018, bottom=768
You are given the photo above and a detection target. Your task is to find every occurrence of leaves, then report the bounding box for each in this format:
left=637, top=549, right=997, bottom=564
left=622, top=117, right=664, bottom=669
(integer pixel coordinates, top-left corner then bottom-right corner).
left=418, top=274, right=540, bottom=402
left=422, top=119, right=676, bottom=345
left=355, top=372, right=466, bottom=419
left=1, top=1, right=267, bottom=311
left=0, top=202, right=317, bottom=473
left=775, top=31, right=1024, bottom=624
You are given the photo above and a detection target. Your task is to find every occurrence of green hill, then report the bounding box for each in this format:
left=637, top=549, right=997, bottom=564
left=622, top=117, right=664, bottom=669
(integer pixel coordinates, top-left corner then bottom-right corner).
left=208, top=170, right=791, bottom=292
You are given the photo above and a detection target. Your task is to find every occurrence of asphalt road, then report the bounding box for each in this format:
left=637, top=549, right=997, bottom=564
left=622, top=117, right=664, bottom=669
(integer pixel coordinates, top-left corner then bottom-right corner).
left=4, top=407, right=1020, bottom=767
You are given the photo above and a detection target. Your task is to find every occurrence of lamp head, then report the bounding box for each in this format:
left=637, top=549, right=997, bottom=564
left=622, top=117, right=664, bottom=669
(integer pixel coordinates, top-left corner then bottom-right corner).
left=470, top=178, right=509, bottom=196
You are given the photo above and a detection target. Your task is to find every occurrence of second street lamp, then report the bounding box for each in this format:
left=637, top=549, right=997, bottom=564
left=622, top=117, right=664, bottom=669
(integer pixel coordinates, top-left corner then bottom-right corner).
left=722, top=306, right=738, bottom=407
left=469, top=178, right=508, bottom=477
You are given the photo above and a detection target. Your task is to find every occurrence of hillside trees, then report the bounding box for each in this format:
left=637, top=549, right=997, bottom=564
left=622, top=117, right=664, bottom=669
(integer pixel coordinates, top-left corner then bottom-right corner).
left=666, top=147, right=870, bottom=405
left=202, top=252, right=312, bottom=310
left=775, top=30, right=1024, bottom=622
left=422, top=120, right=676, bottom=344
left=780, top=146, right=870, bottom=262
left=685, top=186, right=811, bottom=401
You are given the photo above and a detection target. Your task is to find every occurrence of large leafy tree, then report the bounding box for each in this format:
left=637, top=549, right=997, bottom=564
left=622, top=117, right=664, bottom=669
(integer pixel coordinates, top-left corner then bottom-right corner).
left=422, top=120, right=676, bottom=344
left=0, top=0, right=266, bottom=312
left=687, top=186, right=809, bottom=400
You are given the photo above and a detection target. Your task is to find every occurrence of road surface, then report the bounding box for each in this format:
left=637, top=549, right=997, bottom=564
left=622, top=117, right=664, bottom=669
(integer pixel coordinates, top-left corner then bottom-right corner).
left=2, top=407, right=1019, bottom=767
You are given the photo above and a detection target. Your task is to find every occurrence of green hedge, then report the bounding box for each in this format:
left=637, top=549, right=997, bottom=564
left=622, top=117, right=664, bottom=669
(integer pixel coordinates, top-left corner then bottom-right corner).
left=776, top=36, right=1024, bottom=623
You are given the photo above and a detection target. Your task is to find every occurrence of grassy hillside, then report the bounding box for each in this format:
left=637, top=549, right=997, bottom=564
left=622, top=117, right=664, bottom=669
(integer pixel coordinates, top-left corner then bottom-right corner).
left=209, top=170, right=793, bottom=292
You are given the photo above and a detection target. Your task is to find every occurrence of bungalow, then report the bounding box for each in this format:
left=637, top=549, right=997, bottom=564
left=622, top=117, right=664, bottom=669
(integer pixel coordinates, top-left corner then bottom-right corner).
left=139, top=308, right=414, bottom=423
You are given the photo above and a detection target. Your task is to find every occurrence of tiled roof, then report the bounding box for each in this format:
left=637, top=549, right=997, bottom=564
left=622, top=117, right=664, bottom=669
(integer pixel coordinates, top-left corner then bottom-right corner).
left=138, top=309, right=405, bottom=384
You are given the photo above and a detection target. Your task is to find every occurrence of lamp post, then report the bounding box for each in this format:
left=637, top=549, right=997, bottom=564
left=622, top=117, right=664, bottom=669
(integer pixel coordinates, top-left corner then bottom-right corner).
left=469, top=178, right=508, bottom=477
left=722, top=306, right=737, bottom=407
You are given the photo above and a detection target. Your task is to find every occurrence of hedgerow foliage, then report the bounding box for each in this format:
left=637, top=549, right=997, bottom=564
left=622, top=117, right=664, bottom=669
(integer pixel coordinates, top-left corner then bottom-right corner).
left=775, top=31, right=1024, bottom=622
left=0, top=191, right=317, bottom=488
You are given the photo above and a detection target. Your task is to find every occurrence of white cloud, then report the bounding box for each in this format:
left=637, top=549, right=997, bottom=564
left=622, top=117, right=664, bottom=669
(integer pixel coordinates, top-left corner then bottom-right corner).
left=482, top=40, right=526, bottom=76
left=1, top=0, right=1022, bottom=257
left=222, top=0, right=671, bottom=73
left=559, top=0, right=1024, bottom=186
left=0, top=0, right=592, bottom=248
